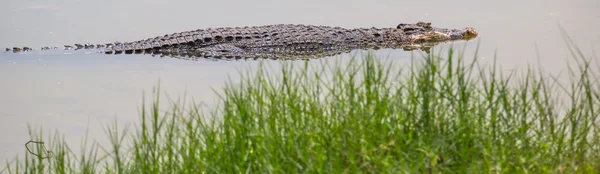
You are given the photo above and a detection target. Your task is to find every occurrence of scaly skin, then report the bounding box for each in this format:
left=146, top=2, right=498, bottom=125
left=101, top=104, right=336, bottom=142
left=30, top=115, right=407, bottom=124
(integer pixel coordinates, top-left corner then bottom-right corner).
left=4, top=22, right=478, bottom=60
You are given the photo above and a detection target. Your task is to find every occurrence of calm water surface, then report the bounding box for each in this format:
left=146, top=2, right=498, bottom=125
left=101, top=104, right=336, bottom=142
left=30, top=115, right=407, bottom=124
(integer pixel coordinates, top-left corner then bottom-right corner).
left=0, top=0, right=598, bottom=165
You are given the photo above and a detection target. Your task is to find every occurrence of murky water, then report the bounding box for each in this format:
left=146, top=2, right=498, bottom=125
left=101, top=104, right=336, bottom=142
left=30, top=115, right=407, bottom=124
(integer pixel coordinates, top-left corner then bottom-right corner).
left=0, top=0, right=598, bottom=165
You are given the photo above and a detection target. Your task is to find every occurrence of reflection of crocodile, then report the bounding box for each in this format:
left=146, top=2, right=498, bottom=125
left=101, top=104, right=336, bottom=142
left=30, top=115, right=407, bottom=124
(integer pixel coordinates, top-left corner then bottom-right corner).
left=4, top=22, right=477, bottom=60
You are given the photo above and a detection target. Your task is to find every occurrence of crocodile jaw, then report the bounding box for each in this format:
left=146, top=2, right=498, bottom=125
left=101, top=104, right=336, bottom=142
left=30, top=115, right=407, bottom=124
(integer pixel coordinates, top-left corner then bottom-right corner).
left=410, top=27, right=478, bottom=42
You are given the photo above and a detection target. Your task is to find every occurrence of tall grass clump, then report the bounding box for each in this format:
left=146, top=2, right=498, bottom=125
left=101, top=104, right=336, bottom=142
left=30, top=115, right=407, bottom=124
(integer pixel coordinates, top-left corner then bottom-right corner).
left=3, top=41, right=600, bottom=173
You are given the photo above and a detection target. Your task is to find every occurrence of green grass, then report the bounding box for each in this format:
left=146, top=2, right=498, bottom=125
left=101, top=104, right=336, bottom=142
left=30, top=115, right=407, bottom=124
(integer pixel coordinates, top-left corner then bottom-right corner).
left=3, top=40, right=600, bottom=173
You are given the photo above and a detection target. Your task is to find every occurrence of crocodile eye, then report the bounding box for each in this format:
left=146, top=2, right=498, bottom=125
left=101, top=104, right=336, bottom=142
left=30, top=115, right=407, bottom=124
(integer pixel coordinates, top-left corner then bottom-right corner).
left=373, top=33, right=381, bottom=37
left=402, top=27, right=417, bottom=32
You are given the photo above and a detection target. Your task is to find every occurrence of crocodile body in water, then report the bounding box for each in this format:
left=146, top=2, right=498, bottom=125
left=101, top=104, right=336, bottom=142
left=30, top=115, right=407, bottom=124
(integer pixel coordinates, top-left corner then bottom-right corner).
left=4, top=22, right=477, bottom=60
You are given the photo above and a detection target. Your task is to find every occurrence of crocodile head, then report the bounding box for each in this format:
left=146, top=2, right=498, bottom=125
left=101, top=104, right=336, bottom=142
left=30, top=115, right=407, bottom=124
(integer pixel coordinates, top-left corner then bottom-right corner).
left=397, top=22, right=478, bottom=43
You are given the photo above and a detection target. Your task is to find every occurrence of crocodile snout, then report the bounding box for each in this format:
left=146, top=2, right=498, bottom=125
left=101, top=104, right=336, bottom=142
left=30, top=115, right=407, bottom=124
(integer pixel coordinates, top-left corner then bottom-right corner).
left=462, top=27, right=478, bottom=39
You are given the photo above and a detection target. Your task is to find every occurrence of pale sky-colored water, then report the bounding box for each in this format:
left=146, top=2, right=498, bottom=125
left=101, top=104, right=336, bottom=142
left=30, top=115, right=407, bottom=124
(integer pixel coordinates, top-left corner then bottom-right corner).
left=0, top=0, right=599, bottom=166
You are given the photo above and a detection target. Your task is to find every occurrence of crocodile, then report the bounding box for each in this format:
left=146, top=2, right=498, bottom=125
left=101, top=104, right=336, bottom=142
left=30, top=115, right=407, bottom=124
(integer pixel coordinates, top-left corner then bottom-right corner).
left=4, top=22, right=477, bottom=60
